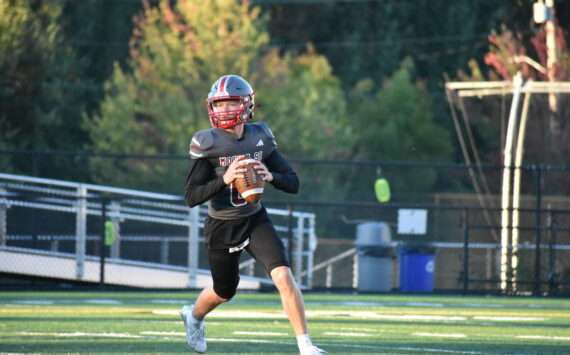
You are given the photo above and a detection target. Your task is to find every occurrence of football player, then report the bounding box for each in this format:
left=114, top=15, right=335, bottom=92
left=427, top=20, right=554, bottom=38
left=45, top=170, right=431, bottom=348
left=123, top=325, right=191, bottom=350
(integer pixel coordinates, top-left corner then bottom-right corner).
left=180, top=75, right=327, bottom=355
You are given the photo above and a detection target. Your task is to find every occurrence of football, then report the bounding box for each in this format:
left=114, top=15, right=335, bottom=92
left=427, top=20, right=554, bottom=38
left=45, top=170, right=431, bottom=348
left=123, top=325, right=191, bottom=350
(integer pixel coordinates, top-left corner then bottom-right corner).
left=234, top=158, right=265, bottom=204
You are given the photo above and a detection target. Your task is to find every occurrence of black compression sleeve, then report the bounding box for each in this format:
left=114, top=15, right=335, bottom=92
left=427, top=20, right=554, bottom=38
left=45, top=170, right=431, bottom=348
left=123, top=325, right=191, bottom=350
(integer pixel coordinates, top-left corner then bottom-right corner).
left=265, top=150, right=299, bottom=194
left=184, top=159, right=226, bottom=207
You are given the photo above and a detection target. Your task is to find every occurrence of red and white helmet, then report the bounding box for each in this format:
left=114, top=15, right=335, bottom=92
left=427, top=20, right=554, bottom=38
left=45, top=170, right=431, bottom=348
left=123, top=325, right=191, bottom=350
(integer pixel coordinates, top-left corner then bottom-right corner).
left=206, top=75, right=256, bottom=129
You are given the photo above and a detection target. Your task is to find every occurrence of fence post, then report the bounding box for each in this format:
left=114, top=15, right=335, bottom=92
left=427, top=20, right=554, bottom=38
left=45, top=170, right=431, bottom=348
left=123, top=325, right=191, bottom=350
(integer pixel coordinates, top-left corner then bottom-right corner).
left=287, top=204, right=294, bottom=274
left=0, top=187, right=6, bottom=246
left=352, top=253, right=359, bottom=289
left=462, top=209, right=470, bottom=294
left=547, top=218, right=557, bottom=295
left=306, top=214, right=317, bottom=289
left=75, top=185, right=87, bottom=279
left=295, top=212, right=304, bottom=287
left=99, top=197, right=107, bottom=290
left=534, top=166, right=543, bottom=296
left=187, top=206, right=200, bottom=288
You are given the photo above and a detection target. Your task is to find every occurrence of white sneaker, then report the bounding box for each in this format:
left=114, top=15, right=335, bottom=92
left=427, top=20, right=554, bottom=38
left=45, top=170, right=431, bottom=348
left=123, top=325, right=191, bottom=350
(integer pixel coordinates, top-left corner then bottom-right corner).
left=300, top=345, right=327, bottom=355
left=179, top=305, right=207, bottom=353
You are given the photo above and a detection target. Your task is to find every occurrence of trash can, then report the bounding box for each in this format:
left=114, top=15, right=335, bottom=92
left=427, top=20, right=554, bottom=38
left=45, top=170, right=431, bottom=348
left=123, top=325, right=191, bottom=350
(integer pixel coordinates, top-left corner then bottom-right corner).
left=398, top=243, right=436, bottom=292
left=355, top=222, right=394, bottom=292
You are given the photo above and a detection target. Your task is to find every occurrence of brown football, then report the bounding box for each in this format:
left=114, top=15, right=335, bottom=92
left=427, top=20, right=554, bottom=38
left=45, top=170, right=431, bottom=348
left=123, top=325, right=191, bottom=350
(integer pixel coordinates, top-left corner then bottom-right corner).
left=234, top=158, right=265, bottom=204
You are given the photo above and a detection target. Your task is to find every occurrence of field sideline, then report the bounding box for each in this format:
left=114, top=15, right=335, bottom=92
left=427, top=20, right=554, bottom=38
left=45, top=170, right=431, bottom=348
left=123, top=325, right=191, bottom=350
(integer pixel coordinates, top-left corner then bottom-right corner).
left=1, top=291, right=569, bottom=354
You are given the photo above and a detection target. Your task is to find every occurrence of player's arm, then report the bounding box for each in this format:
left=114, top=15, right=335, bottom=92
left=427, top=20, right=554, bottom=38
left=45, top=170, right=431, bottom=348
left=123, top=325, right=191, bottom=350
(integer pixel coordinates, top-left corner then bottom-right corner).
left=263, top=150, right=299, bottom=194
left=184, top=159, right=226, bottom=207
left=184, top=157, right=248, bottom=207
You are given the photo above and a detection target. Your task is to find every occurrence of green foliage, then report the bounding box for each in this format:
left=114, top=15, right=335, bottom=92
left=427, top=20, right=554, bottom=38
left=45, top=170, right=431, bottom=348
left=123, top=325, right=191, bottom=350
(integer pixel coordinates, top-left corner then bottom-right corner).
left=257, top=46, right=352, bottom=160
left=349, top=58, right=452, bottom=196
left=85, top=0, right=356, bottom=192
left=0, top=0, right=86, bottom=150
left=84, top=0, right=269, bottom=190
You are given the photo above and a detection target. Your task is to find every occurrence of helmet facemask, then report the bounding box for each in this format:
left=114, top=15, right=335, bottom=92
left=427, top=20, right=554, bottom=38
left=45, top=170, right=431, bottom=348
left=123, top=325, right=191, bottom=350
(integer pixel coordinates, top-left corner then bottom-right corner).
left=207, top=94, right=255, bottom=129
left=206, top=75, right=257, bottom=129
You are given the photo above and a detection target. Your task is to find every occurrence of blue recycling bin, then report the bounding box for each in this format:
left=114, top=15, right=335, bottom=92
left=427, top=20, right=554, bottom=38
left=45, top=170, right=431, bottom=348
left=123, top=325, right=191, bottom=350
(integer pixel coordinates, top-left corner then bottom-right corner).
left=399, top=243, right=436, bottom=292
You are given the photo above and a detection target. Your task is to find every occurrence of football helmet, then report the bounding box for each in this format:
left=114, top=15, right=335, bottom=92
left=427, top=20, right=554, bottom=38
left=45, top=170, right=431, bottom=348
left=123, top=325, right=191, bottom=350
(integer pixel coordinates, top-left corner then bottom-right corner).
left=206, top=75, right=256, bottom=129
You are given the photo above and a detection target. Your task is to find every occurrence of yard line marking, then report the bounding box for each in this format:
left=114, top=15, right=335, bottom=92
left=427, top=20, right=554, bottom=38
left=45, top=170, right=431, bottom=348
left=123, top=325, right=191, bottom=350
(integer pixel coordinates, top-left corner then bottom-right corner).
left=212, top=338, right=488, bottom=354
left=15, top=332, right=146, bottom=338
left=407, top=302, right=445, bottom=307
left=516, top=335, right=570, bottom=341
left=413, top=332, right=467, bottom=338
left=323, top=332, right=375, bottom=337
left=9, top=300, right=54, bottom=305
left=141, top=331, right=185, bottom=336
left=339, top=327, right=378, bottom=332
left=233, top=331, right=288, bottom=336
left=154, top=309, right=467, bottom=321
left=152, top=310, right=288, bottom=318
left=150, top=299, right=185, bottom=304
left=84, top=299, right=122, bottom=304
left=474, top=316, right=548, bottom=321
left=0, top=332, right=493, bottom=354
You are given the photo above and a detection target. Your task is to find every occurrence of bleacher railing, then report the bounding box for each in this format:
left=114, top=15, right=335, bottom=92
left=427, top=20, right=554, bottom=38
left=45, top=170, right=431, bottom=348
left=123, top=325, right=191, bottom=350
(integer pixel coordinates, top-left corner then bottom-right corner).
left=0, top=173, right=317, bottom=289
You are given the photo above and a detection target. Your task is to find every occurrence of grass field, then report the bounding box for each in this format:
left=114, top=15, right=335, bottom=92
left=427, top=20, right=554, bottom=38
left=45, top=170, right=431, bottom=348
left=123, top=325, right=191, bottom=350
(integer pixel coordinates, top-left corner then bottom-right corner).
left=0, top=291, right=569, bottom=354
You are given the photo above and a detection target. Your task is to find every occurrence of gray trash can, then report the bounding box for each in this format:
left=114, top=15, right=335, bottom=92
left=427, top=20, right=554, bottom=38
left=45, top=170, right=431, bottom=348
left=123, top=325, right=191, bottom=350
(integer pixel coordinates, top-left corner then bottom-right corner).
left=355, top=222, right=394, bottom=292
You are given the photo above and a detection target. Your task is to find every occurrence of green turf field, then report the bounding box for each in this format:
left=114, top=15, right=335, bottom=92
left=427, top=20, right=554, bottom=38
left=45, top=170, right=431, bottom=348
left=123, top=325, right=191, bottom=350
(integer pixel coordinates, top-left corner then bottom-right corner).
left=0, top=291, right=569, bottom=354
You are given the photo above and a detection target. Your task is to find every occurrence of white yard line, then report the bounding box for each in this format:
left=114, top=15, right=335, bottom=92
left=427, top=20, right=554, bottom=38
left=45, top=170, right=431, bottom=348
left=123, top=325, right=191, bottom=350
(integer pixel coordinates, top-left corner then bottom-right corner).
left=473, top=316, right=547, bottom=321
left=0, top=331, right=501, bottom=354
left=516, top=335, right=570, bottom=341
left=15, top=332, right=145, bottom=338
left=338, top=327, right=379, bottom=332
left=323, top=332, right=375, bottom=337
left=413, top=332, right=467, bottom=338
left=233, top=331, right=288, bottom=336
left=152, top=309, right=469, bottom=321
left=84, top=299, right=123, bottom=304
left=141, top=331, right=185, bottom=336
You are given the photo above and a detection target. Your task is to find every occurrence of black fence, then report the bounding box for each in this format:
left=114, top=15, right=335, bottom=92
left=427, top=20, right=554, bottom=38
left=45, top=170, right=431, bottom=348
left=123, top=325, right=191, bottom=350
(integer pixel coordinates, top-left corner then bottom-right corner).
left=1, top=149, right=570, bottom=295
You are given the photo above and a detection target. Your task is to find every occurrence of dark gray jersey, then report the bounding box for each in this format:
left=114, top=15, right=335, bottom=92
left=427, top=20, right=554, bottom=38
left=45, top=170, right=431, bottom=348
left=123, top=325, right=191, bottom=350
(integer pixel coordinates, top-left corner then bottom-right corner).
left=189, top=122, right=277, bottom=219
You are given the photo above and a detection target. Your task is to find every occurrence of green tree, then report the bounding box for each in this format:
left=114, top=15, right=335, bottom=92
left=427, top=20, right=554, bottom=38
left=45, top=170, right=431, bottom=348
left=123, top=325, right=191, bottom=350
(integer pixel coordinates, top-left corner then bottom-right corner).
left=0, top=0, right=86, bottom=175
left=85, top=0, right=269, bottom=191
left=257, top=46, right=351, bottom=160
left=349, top=58, right=452, bottom=198
left=85, top=0, right=359, bottom=193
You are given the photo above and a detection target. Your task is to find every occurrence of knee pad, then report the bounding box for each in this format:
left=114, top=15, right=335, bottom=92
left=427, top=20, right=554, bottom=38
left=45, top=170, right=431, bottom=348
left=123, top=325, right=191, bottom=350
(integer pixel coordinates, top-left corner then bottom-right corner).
left=213, top=276, right=239, bottom=300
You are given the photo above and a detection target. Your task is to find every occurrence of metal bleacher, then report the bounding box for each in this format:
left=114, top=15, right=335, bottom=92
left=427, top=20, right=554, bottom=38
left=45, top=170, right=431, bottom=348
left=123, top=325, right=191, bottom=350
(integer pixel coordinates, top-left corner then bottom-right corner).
left=0, top=173, right=317, bottom=289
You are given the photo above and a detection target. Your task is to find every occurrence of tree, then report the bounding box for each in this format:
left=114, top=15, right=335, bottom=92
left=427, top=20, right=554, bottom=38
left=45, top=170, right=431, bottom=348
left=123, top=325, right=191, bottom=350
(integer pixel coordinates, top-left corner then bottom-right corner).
left=348, top=58, right=453, bottom=198
left=84, top=0, right=353, bottom=193
left=0, top=0, right=87, bottom=176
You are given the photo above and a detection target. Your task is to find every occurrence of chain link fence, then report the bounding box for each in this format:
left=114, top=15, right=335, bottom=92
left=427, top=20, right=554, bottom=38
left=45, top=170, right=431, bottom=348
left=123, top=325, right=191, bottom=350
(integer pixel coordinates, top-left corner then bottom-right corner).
left=1, top=150, right=569, bottom=295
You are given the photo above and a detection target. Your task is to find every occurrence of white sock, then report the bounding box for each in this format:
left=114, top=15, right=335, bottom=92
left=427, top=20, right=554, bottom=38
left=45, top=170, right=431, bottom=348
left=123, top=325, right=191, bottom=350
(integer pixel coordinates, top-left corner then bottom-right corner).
left=296, top=334, right=312, bottom=348
left=188, top=307, right=202, bottom=326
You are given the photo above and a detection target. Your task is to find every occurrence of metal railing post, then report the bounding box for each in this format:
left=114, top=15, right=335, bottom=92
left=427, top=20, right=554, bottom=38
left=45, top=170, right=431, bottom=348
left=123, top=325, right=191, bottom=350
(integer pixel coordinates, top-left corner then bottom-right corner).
left=306, top=214, right=317, bottom=288
left=75, top=185, right=87, bottom=279
left=352, top=253, right=359, bottom=289
left=187, top=207, right=200, bottom=288
left=295, top=213, right=304, bottom=287
left=99, top=197, right=107, bottom=289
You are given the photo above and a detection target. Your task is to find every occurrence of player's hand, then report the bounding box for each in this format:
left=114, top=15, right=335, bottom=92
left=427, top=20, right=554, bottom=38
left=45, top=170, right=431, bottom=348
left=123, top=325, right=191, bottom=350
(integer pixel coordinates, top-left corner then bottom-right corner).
left=223, top=156, right=247, bottom=185
left=253, top=161, right=273, bottom=182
